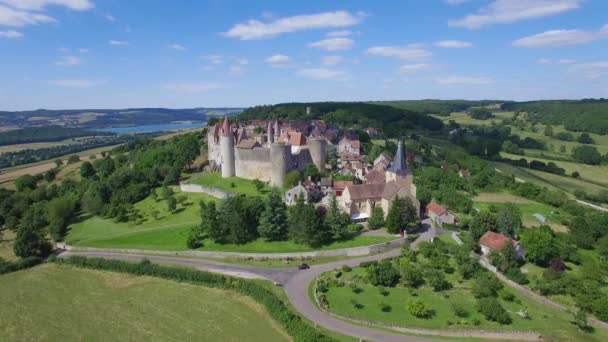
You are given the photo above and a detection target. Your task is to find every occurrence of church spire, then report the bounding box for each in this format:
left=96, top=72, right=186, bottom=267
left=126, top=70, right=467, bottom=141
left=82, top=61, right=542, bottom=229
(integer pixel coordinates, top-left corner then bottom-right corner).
left=388, top=139, right=407, bottom=175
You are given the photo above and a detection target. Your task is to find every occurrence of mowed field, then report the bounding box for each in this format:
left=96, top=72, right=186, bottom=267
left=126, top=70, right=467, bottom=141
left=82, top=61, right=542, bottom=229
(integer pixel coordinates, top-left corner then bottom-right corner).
left=0, top=264, right=289, bottom=342
left=0, top=230, right=16, bottom=261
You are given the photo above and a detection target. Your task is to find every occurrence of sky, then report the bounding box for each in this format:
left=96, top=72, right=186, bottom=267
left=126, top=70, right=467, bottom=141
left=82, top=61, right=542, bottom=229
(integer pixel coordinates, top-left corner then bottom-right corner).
left=0, top=0, right=607, bottom=110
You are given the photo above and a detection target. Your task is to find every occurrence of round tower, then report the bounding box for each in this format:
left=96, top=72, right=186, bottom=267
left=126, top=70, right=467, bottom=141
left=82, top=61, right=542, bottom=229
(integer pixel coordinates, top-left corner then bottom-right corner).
left=267, top=121, right=274, bottom=145
left=307, top=137, right=327, bottom=172
left=220, top=117, right=235, bottom=178
left=270, top=143, right=290, bottom=187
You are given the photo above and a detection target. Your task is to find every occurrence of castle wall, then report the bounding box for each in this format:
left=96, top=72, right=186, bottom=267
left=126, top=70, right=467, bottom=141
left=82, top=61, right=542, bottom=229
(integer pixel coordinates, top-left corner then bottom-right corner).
left=207, top=132, right=221, bottom=164
left=235, top=147, right=272, bottom=181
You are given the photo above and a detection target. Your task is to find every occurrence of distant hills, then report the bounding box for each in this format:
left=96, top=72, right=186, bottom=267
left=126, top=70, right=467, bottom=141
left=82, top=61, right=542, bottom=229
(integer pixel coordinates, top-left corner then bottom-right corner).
left=0, top=108, right=243, bottom=130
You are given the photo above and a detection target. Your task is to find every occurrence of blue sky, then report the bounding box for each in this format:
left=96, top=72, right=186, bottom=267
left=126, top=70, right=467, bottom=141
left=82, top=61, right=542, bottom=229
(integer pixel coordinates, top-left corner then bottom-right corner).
left=0, top=0, right=607, bottom=110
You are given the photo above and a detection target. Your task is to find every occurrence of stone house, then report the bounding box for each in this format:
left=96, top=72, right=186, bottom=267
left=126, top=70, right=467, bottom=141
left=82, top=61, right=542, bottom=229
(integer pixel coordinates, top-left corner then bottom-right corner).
left=338, top=137, right=361, bottom=156
left=284, top=182, right=309, bottom=206
left=479, top=231, right=524, bottom=259
left=426, top=202, right=456, bottom=227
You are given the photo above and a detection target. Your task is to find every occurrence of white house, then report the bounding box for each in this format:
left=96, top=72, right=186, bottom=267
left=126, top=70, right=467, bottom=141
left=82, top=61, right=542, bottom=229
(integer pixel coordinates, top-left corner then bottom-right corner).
left=426, top=202, right=456, bottom=227
left=338, top=137, right=361, bottom=156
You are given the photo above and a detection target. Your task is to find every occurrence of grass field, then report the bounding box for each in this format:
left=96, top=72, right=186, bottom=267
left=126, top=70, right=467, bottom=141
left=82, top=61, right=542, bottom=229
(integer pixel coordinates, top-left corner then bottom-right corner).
left=474, top=192, right=569, bottom=232
left=67, top=187, right=217, bottom=246
left=191, top=172, right=275, bottom=196
left=0, top=264, right=288, bottom=341
left=321, top=262, right=608, bottom=341
left=0, top=230, right=16, bottom=261
left=431, top=111, right=515, bottom=127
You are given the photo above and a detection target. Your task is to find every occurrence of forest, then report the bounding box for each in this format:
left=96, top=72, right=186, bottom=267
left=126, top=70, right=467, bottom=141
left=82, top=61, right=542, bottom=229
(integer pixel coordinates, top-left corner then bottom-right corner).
left=502, top=99, right=608, bottom=135
left=239, top=102, right=444, bottom=136
left=373, top=100, right=503, bottom=116
left=0, top=126, right=111, bottom=146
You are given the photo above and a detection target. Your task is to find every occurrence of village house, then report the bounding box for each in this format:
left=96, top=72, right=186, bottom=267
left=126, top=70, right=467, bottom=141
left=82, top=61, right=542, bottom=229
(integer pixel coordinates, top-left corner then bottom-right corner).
left=338, top=136, right=361, bottom=156
left=284, top=182, right=309, bottom=206
left=479, top=231, right=524, bottom=259
left=426, top=202, right=456, bottom=227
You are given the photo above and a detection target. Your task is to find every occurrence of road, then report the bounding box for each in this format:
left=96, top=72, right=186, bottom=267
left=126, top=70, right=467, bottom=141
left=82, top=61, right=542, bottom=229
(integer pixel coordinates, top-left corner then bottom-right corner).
left=59, top=248, right=440, bottom=342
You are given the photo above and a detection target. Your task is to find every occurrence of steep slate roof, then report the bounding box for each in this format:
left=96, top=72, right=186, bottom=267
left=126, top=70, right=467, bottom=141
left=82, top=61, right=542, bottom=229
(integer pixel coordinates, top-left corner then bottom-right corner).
left=427, top=202, right=448, bottom=216
left=381, top=182, right=403, bottom=200
left=388, top=141, right=407, bottom=175
left=479, top=231, right=519, bottom=251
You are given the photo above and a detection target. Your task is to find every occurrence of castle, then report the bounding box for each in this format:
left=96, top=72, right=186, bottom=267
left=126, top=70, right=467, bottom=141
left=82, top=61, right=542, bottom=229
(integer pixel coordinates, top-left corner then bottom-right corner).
left=207, top=117, right=327, bottom=187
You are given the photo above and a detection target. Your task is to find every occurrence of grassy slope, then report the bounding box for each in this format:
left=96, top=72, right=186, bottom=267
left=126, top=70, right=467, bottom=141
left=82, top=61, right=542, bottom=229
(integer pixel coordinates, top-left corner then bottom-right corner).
left=322, top=265, right=608, bottom=341
left=190, top=172, right=277, bottom=196
left=0, top=264, right=288, bottom=342
left=0, top=230, right=16, bottom=261
left=68, top=187, right=394, bottom=252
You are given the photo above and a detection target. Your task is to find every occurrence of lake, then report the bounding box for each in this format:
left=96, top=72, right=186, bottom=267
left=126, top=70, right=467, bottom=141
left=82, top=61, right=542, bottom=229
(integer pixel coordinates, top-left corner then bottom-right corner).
left=95, top=122, right=206, bottom=134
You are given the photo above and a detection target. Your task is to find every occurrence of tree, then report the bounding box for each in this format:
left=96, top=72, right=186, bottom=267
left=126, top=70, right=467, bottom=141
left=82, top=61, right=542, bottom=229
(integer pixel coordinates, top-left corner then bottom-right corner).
left=559, top=145, right=566, bottom=153
left=367, top=260, right=400, bottom=287
left=96, top=157, right=115, bottom=178
left=572, top=145, right=602, bottom=165
left=288, top=194, right=328, bottom=247
left=572, top=171, right=580, bottom=179
left=54, top=158, right=63, bottom=167
left=385, top=196, right=417, bottom=234
left=284, top=170, right=302, bottom=188
left=166, top=196, right=177, bottom=213
left=13, top=228, right=51, bottom=258
left=470, top=210, right=497, bottom=241
left=325, top=194, right=349, bottom=240
left=46, top=195, right=77, bottom=242
left=544, top=125, right=554, bottom=137
left=188, top=201, right=216, bottom=249
left=573, top=308, right=588, bottom=331
left=161, top=186, right=174, bottom=200
left=477, top=298, right=511, bottom=324
left=577, top=133, right=594, bottom=144
left=520, top=226, right=558, bottom=266
left=597, top=235, right=608, bottom=259
left=569, top=216, right=598, bottom=249
left=67, top=154, right=80, bottom=164
left=425, top=269, right=450, bottom=291
left=258, top=188, right=288, bottom=241
left=253, top=179, right=265, bottom=192
left=368, top=207, right=385, bottom=230
left=15, top=175, right=37, bottom=191
left=397, top=258, right=424, bottom=288
left=303, top=163, right=321, bottom=182
left=408, top=299, right=434, bottom=319
left=80, top=161, right=96, bottom=178
left=495, top=203, right=522, bottom=238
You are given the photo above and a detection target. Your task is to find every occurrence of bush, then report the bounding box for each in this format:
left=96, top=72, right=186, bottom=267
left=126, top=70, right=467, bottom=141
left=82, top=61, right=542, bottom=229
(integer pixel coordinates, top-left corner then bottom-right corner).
left=0, top=256, right=43, bottom=275
left=341, top=265, right=352, bottom=272
left=347, top=223, right=363, bottom=234
left=477, top=298, right=511, bottom=324
left=502, top=292, right=515, bottom=302
left=452, top=303, right=469, bottom=318
left=54, top=257, right=336, bottom=342
left=408, top=299, right=434, bottom=319
left=379, top=302, right=391, bottom=312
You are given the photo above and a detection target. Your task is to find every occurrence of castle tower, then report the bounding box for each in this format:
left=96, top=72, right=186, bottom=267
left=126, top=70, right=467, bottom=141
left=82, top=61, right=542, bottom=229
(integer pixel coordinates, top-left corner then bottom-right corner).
left=267, top=121, right=274, bottom=145
left=308, top=137, right=327, bottom=171
left=270, top=143, right=290, bottom=187
left=273, top=120, right=280, bottom=142
left=220, top=117, right=235, bottom=178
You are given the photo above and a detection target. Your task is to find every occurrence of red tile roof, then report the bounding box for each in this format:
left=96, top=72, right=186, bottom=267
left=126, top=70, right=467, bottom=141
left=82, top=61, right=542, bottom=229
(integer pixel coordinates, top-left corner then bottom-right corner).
left=289, top=132, right=307, bottom=146
left=479, top=231, right=519, bottom=251
left=427, top=202, right=448, bottom=216
left=340, top=136, right=361, bottom=149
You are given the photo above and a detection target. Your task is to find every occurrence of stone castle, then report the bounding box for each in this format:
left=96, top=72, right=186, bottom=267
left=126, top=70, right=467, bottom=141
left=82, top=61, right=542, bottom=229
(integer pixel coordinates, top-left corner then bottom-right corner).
left=207, top=117, right=327, bottom=187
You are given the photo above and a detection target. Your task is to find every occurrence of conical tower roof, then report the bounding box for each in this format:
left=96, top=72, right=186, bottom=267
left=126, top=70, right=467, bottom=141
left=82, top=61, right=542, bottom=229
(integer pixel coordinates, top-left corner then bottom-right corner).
left=388, top=140, right=407, bottom=175
left=221, top=116, right=231, bottom=137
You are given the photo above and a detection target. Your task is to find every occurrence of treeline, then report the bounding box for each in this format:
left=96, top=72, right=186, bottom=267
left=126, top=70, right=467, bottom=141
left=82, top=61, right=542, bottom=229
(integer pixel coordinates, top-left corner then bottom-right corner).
left=0, top=126, right=112, bottom=146
left=502, top=99, right=608, bottom=135
left=374, top=100, right=503, bottom=116
left=188, top=189, right=417, bottom=248
left=239, top=102, right=444, bottom=136
left=53, top=256, right=336, bottom=342
left=0, top=135, right=144, bottom=168
left=0, top=132, right=202, bottom=259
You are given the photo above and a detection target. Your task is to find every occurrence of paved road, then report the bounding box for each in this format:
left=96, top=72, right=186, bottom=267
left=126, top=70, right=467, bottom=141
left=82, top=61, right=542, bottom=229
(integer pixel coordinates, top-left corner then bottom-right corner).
left=59, top=248, right=440, bottom=342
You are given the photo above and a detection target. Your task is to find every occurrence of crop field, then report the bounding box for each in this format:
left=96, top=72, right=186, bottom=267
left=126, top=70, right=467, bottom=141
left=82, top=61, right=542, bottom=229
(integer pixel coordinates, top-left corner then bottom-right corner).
left=0, top=264, right=288, bottom=342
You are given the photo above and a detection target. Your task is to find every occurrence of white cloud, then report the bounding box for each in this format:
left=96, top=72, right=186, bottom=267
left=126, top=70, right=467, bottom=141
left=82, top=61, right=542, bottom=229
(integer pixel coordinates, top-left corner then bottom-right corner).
left=570, top=61, right=608, bottom=79
left=105, top=14, right=116, bottom=21
left=224, top=11, right=363, bottom=40
left=236, top=58, right=249, bottom=65
left=513, top=25, right=607, bottom=48
left=327, top=30, right=353, bottom=37
left=297, top=68, right=346, bottom=80
left=538, top=58, right=577, bottom=65
left=164, top=82, right=224, bottom=93
left=108, top=40, right=128, bottom=46
left=55, top=55, right=81, bottom=66
left=202, top=55, right=223, bottom=64
left=0, top=0, right=94, bottom=11
left=435, top=76, right=494, bottom=85
left=537, top=58, right=552, bottom=64
left=78, top=48, right=88, bottom=53
left=435, top=40, right=473, bottom=48
left=0, top=4, right=55, bottom=26
left=399, top=63, right=433, bottom=73
left=449, top=0, right=582, bottom=29
left=366, top=44, right=432, bottom=61
left=168, top=44, right=186, bottom=51
left=321, top=55, right=343, bottom=66
left=50, top=79, right=103, bottom=88
left=308, top=37, right=354, bottom=51
left=0, top=29, right=22, bottom=38
left=228, top=65, right=246, bottom=73
left=265, top=54, right=290, bottom=67
left=445, top=0, right=473, bottom=4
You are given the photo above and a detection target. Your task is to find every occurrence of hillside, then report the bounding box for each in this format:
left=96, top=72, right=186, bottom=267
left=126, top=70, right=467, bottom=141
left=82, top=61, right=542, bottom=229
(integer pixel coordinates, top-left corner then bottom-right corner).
left=239, top=102, right=444, bottom=136
left=372, top=99, right=506, bottom=116
left=502, top=99, right=608, bottom=135
left=0, top=126, right=112, bottom=146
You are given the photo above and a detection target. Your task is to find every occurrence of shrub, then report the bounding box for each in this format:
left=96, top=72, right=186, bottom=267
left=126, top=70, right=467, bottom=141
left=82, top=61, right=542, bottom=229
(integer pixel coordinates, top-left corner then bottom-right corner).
left=378, top=286, right=389, bottom=296
left=341, top=265, right=352, bottom=272
left=347, top=223, right=363, bottom=233
left=502, top=292, right=515, bottom=302
left=350, top=283, right=362, bottom=294
left=350, top=298, right=363, bottom=309
left=408, top=299, right=434, bottom=319
left=334, top=271, right=342, bottom=279
left=54, top=257, right=336, bottom=342
left=505, top=267, right=529, bottom=285
left=452, top=303, right=469, bottom=318
left=379, top=302, right=391, bottom=312
left=477, top=298, right=511, bottom=325
left=0, top=256, right=42, bottom=275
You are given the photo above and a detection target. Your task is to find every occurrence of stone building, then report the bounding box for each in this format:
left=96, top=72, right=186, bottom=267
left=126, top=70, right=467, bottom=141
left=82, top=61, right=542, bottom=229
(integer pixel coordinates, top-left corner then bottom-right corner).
left=339, top=141, right=419, bottom=221
left=338, top=136, right=361, bottom=156
left=207, top=117, right=328, bottom=187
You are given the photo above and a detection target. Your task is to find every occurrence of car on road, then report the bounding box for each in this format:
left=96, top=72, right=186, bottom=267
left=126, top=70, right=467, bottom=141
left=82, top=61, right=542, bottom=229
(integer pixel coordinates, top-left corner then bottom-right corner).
left=298, top=263, right=310, bottom=270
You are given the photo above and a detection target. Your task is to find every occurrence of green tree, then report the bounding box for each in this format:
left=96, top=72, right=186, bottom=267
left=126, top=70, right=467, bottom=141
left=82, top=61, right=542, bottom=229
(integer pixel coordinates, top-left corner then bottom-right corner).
left=577, top=133, right=594, bottom=144
left=520, top=226, right=557, bottom=266
left=15, top=175, right=37, bottom=191
left=253, top=179, right=265, bottom=192
left=367, top=260, right=400, bottom=287
left=573, top=308, right=588, bottom=331
left=495, top=203, right=522, bottom=238
left=397, top=258, right=424, bottom=288
left=572, top=145, right=602, bottom=165
left=544, top=125, right=554, bottom=137
left=477, top=298, right=511, bottom=324
left=284, top=170, right=302, bottom=188
left=188, top=200, right=217, bottom=248
left=80, top=161, right=96, bottom=178
left=325, top=194, right=349, bottom=240
left=166, top=196, right=177, bottom=213
left=303, top=164, right=321, bottom=182
left=385, top=196, right=416, bottom=234
left=67, top=154, right=80, bottom=164
left=258, top=188, right=288, bottom=241
left=408, top=299, right=434, bottom=319
left=54, top=158, right=63, bottom=167
left=288, top=194, right=328, bottom=247
left=13, top=228, right=52, bottom=258
left=368, top=207, right=385, bottom=230
left=471, top=210, right=497, bottom=241
left=46, top=195, right=77, bottom=242
left=425, top=269, right=450, bottom=291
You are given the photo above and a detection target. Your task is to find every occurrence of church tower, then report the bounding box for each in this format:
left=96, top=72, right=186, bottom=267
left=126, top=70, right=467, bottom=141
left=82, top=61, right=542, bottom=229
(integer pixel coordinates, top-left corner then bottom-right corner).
left=220, top=117, right=235, bottom=178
